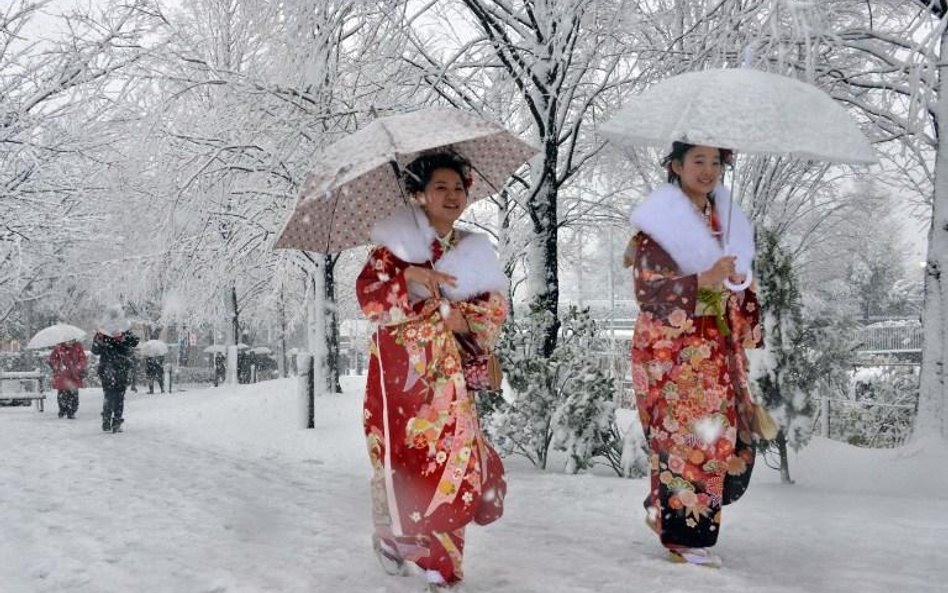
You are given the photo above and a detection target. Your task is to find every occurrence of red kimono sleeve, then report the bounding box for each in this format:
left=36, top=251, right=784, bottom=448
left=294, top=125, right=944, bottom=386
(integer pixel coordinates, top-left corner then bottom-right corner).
left=356, top=246, right=418, bottom=326
left=728, top=288, right=764, bottom=349
left=632, top=232, right=699, bottom=315
left=454, top=292, right=508, bottom=352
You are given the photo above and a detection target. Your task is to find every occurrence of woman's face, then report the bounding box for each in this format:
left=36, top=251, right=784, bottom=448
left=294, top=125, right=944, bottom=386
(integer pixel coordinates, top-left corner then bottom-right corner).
left=419, top=167, right=468, bottom=229
left=671, top=145, right=724, bottom=201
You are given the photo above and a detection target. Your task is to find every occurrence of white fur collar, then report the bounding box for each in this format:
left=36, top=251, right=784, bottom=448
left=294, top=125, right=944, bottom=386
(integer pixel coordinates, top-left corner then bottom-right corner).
left=370, top=205, right=436, bottom=264
left=371, top=206, right=508, bottom=302
left=424, top=232, right=508, bottom=301
left=629, top=183, right=755, bottom=276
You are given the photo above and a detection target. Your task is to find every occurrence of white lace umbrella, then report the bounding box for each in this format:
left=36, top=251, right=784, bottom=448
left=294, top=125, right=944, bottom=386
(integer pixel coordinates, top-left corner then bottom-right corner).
left=138, top=340, right=169, bottom=357
left=601, top=68, right=876, bottom=164
left=27, top=324, right=86, bottom=349
left=603, top=68, right=876, bottom=290
left=275, top=107, right=539, bottom=253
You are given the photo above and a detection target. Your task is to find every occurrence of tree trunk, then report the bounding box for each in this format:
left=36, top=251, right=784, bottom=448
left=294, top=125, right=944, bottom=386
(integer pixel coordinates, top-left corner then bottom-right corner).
left=527, top=142, right=561, bottom=357
left=224, top=286, right=239, bottom=385
left=323, top=253, right=343, bottom=394
left=498, top=190, right=517, bottom=324
left=916, top=24, right=948, bottom=441
left=277, top=288, right=287, bottom=378
left=305, top=259, right=327, bottom=398
left=776, top=431, right=794, bottom=484
left=230, top=285, right=240, bottom=346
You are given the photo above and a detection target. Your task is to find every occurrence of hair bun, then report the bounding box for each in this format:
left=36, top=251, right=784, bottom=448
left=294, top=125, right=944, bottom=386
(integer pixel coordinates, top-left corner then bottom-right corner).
left=403, top=151, right=472, bottom=194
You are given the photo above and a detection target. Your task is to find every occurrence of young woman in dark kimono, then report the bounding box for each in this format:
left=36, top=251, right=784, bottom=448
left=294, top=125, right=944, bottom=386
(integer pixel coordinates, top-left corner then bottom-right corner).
left=628, top=142, right=763, bottom=568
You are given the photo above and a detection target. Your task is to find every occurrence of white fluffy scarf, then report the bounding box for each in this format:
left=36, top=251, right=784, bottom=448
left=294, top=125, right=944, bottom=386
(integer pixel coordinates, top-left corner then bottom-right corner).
left=629, top=183, right=755, bottom=277
left=370, top=205, right=508, bottom=302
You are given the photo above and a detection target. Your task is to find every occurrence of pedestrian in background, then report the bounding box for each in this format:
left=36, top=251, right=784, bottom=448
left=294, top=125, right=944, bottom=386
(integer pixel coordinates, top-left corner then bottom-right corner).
left=91, top=305, right=140, bottom=433
left=145, top=355, right=165, bottom=394
left=48, top=339, right=87, bottom=419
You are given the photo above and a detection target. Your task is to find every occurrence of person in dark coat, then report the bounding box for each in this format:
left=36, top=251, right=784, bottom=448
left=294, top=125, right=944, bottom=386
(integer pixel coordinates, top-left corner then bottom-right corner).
left=237, top=350, right=253, bottom=384
left=213, top=352, right=226, bottom=387
left=91, top=306, right=139, bottom=433
left=145, top=355, right=165, bottom=394
left=48, top=339, right=87, bottom=419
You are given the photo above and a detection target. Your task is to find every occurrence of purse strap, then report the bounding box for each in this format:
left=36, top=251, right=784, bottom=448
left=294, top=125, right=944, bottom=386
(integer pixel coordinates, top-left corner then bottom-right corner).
left=454, top=331, right=485, bottom=359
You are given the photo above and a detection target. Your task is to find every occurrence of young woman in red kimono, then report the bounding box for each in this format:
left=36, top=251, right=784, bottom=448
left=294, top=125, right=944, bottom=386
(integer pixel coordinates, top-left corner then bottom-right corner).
left=356, top=153, right=508, bottom=592
left=628, top=142, right=763, bottom=568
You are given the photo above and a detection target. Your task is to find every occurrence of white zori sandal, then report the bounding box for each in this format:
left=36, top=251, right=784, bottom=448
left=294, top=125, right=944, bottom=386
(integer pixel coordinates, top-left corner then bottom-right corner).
left=372, top=535, right=411, bottom=576
left=668, top=547, right=723, bottom=568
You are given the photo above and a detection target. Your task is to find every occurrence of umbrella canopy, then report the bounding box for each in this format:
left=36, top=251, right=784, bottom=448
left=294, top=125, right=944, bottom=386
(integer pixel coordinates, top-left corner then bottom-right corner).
left=138, top=340, right=169, bottom=357
left=204, top=343, right=249, bottom=354
left=27, top=324, right=86, bottom=349
left=250, top=346, right=272, bottom=355
left=601, top=69, right=876, bottom=165
left=274, top=107, right=539, bottom=253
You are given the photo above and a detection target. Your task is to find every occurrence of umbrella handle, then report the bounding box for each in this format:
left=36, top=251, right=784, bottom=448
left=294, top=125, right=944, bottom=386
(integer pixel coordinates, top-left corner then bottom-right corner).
left=723, top=273, right=752, bottom=292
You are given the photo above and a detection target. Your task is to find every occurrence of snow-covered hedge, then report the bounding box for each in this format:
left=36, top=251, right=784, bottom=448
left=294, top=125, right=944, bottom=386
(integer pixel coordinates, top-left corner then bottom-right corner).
left=826, top=365, right=919, bottom=448
left=487, top=306, right=631, bottom=474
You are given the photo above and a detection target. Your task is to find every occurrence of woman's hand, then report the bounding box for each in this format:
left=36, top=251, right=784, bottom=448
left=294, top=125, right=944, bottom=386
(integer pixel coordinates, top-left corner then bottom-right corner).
left=443, top=308, right=470, bottom=334
left=698, top=256, right=737, bottom=288
left=404, top=266, right=458, bottom=297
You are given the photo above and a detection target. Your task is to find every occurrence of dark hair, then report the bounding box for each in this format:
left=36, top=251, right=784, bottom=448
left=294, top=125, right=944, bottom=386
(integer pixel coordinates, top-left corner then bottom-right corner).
left=402, top=152, right=472, bottom=195
left=661, top=141, right=734, bottom=184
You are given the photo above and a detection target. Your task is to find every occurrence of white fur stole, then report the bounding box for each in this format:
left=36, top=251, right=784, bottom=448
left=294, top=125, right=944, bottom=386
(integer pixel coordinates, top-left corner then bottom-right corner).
left=370, top=206, right=508, bottom=302
left=629, top=183, right=755, bottom=277
left=370, top=205, right=436, bottom=264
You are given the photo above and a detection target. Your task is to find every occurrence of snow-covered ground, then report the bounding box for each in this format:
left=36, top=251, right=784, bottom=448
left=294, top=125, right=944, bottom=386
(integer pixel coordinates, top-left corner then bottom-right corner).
left=1, top=377, right=945, bottom=593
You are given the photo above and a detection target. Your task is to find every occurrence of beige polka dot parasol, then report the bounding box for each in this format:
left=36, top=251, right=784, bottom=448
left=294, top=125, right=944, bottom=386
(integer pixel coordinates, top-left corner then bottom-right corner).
left=274, top=107, right=539, bottom=254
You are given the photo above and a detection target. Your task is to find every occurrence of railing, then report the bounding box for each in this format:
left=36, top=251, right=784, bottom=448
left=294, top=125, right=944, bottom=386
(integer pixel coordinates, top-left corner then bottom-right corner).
left=853, top=322, right=923, bottom=354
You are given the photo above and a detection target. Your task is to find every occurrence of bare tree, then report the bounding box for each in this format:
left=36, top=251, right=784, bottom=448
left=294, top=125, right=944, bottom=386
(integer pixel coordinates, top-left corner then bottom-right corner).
left=820, top=0, right=947, bottom=440
left=395, top=0, right=642, bottom=355
left=0, top=1, right=160, bottom=334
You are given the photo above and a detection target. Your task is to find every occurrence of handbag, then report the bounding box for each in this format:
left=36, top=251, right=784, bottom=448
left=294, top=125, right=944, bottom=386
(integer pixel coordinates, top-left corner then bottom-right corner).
left=455, top=332, right=503, bottom=392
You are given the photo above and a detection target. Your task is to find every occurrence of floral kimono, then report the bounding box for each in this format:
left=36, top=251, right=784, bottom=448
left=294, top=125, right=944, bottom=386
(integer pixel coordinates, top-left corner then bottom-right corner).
left=356, top=206, right=508, bottom=584
left=628, top=183, right=763, bottom=550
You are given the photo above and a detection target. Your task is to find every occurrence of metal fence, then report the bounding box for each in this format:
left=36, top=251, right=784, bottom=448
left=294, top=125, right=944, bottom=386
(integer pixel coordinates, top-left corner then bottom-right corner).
left=853, top=322, right=923, bottom=354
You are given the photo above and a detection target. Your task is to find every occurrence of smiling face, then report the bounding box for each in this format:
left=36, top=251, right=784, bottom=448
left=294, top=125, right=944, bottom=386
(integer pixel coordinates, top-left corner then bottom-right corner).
left=418, top=167, right=468, bottom=232
left=670, top=145, right=724, bottom=202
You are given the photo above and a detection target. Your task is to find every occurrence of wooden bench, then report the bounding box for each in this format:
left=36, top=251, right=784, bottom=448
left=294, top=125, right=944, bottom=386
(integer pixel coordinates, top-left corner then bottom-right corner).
left=0, top=371, right=47, bottom=412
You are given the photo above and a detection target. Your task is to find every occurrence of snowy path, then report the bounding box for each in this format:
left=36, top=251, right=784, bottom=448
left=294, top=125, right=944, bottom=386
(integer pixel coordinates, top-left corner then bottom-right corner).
left=1, top=378, right=945, bottom=593
left=0, top=393, right=374, bottom=593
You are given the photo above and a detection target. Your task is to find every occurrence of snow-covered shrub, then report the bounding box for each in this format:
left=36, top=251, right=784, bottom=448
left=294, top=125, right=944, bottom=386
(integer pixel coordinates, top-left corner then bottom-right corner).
left=612, top=410, right=649, bottom=478
left=551, top=363, right=616, bottom=474
left=829, top=365, right=919, bottom=448
left=752, top=231, right=855, bottom=481
left=489, top=306, right=618, bottom=472
left=753, top=231, right=818, bottom=452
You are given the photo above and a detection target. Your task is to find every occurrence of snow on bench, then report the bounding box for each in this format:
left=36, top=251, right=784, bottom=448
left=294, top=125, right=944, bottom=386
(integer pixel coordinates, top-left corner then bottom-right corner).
left=0, top=371, right=47, bottom=412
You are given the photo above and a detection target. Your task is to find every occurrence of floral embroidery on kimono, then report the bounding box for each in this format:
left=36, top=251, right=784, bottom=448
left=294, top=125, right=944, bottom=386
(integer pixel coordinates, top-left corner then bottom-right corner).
left=631, top=223, right=762, bottom=549
left=357, top=214, right=507, bottom=584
